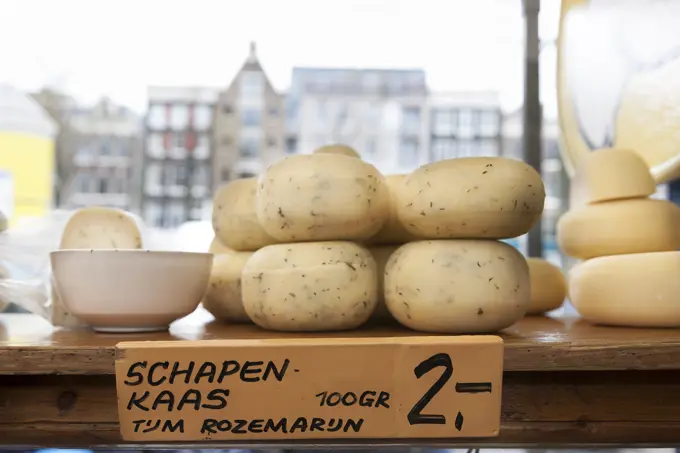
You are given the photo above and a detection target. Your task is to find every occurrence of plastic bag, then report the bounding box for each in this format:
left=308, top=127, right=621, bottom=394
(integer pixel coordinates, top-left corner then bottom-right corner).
left=0, top=210, right=73, bottom=319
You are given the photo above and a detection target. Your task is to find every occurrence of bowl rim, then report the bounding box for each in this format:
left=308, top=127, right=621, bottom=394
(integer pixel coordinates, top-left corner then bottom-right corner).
left=51, top=249, right=214, bottom=257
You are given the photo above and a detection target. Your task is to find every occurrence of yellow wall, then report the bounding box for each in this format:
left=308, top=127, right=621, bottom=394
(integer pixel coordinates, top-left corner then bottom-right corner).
left=0, top=132, right=54, bottom=226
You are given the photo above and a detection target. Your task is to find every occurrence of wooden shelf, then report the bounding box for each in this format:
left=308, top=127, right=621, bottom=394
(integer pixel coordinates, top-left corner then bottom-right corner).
left=2, top=311, right=680, bottom=447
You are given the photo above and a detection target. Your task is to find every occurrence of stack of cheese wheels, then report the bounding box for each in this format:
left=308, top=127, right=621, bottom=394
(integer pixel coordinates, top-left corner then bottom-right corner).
left=53, top=207, right=144, bottom=327
left=207, top=147, right=546, bottom=333
left=384, top=157, right=545, bottom=333
left=557, top=148, right=680, bottom=327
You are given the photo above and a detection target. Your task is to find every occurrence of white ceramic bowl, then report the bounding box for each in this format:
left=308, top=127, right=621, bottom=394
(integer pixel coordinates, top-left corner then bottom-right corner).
left=51, top=250, right=213, bottom=333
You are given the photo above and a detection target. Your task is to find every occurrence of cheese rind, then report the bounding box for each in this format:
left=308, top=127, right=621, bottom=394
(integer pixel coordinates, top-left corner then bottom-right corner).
left=368, top=245, right=399, bottom=322
left=369, top=174, right=417, bottom=245
left=313, top=144, right=361, bottom=158
left=570, top=148, right=656, bottom=207
left=54, top=207, right=144, bottom=327
left=569, top=252, right=680, bottom=327
left=256, top=154, right=389, bottom=242
left=398, top=157, right=545, bottom=239
left=212, top=178, right=277, bottom=251
left=526, top=258, right=567, bottom=314
left=384, top=240, right=530, bottom=333
left=557, top=198, right=680, bottom=259
left=242, top=241, right=378, bottom=331
left=208, top=237, right=234, bottom=255
left=203, top=252, right=253, bottom=323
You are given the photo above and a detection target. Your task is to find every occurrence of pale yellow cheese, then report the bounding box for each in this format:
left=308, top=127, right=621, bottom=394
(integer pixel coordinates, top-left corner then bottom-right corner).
left=53, top=207, right=144, bottom=327
left=557, top=198, right=680, bottom=260
left=256, top=154, right=389, bottom=242
left=398, top=157, right=545, bottom=240
left=242, top=241, right=378, bottom=331
left=384, top=240, right=530, bottom=333
left=570, top=252, right=680, bottom=327
left=369, top=174, right=417, bottom=245
left=212, top=178, right=277, bottom=251
left=526, top=258, right=567, bottom=315
left=203, top=252, right=252, bottom=323
left=208, top=237, right=234, bottom=255
left=313, top=144, right=361, bottom=158
left=570, top=148, right=656, bottom=207
left=368, top=245, right=399, bottom=323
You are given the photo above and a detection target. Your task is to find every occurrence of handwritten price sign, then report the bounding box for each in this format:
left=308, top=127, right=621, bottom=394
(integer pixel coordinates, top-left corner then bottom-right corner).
left=115, top=336, right=503, bottom=441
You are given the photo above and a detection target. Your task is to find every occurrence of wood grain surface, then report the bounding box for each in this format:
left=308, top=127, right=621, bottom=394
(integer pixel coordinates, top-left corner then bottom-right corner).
left=3, top=312, right=680, bottom=374
left=2, top=371, right=680, bottom=447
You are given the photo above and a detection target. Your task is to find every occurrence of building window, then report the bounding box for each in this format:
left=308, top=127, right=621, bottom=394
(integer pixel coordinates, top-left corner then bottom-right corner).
left=240, top=71, right=264, bottom=108
left=241, top=109, right=261, bottom=127
left=458, top=109, right=474, bottom=139
left=167, top=202, right=186, bottom=229
left=222, top=104, right=233, bottom=115
left=165, top=165, right=186, bottom=186
left=479, top=110, right=499, bottom=137
left=237, top=172, right=256, bottom=179
left=221, top=167, right=230, bottom=182
left=77, top=173, right=91, bottom=192
left=170, top=104, right=189, bottom=130
left=194, top=105, right=212, bottom=130
left=399, top=138, right=419, bottom=168
left=269, top=107, right=279, bottom=116
left=100, top=140, right=110, bottom=156
left=478, top=139, right=499, bottom=157
left=174, top=132, right=185, bottom=149
left=147, top=104, right=166, bottom=129
left=240, top=129, right=260, bottom=157
left=146, top=133, right=164, bottom=158
left=431, top=138, right=457, bottom=161
left=365, top=137, right=377, bottom=159
left=402, top=107, right=421, bottom=135
left=191, top=165, right=208, bottom=187
left=433, top=109, right=457, bottom=136
left=267, top=137, right=277, bottom=147
left=458, top=140, right=474, bottom=157
left=144, top=202, right=163, bottom=228
left=98, top=177, right=108, bottom=194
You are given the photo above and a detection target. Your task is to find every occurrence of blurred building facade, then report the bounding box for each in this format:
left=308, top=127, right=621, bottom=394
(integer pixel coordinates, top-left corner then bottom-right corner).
left=212, top=42, right=286, bottom=183
left=427, top=91, right=503, bottom=162
left=65, top=98, right=143, bottom=212
left=286, top=67, right=428, bottom=174
left=142, top=86, right=217, bottom=228
left=0, top=85, right=57, bottom=226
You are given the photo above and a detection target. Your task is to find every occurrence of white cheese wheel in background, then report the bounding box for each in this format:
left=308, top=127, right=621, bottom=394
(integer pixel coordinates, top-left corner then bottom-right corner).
left=208, top=237, right=234, bottom=255
left=570, top=148, right=656, bottom=207
left=213, top=178, right=277, bottom=251
left=570, top=252, right=680, bottom=327
left=242, top=241, right=378, bottom=331
left=526, top=258, right=567, bottom=314
left=59, top=207, right=143, bottom=249
left=369, top=245, right=399, bottom=322
left=385, top=240, right=530, bottom=333
left=557, top=198, right=680, bottom=260
left=369, top=174, right=417, bottom=245
left=313, top=144, right=361, bottom=158
left=54, top=207, right=144, bottom=327
left=256, top=154, right=389, bottom=242
left=398, top=157, right=545, bottom=240
left=203, top=252, right=253, bottom=323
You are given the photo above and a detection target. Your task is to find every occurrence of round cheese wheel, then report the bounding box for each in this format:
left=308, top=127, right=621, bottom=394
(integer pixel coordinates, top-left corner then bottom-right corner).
left=570, top=252, right=680, bottom=327
left=208, top=237, right=234, bottom=255
left=242, top=241, right=378, bottom=331
left=369, top=245, right=399, bottom=323
left=313, top=144, right=361, bottom=158
left=385, top=240, right=530, bottom=333
left=212, top=178, right=277, bottom=251
left=203, top=252, right=253, bottom=323
left=369, top=174, right=417, bottom=245
left=557, top=198, right=680, bottom=260
left=526, top=258, right=567, bottom=314
left=256, top=154, right=389, bottom=242
left=60, top=207, right=143, bottom=249
left=570, top=148, right=656, bottom=207
left=398, top=157, right=545, bottom=240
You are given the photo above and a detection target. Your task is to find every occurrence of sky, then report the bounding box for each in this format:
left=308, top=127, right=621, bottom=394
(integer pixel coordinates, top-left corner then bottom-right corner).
left=0, top=0, right=560, bottom=116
